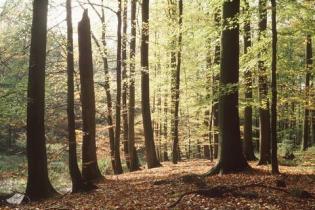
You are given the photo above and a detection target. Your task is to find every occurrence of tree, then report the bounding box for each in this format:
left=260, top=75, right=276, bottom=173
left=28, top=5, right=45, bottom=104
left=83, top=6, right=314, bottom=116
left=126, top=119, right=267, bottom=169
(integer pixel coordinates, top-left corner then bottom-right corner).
left=25, top=0, right=57, bottom=201
left=66, top=0, right=85, bottom=192
left=257, top=0, right=271, bottom=165
left=271, top=0, right=279, bottom=174
left=122, top=0, right=129, bottom=170
left=206, top=0, right=249, bottom=175
left=99, top=0, right=116, bottom=174
left=212, top=9, right=221, bottom=159
left=172, top=0, right=183, bottom=164
left=302, top=35, right=312, bottom=151
left=114, top=0, right=124, bottom=174
left=141, top=0, right=161, bottom=169
left=78, top=10, right=102, bottom=181
left=242, top=0, right=256, bottom=161
left=128, top=0, right=141, bottom=171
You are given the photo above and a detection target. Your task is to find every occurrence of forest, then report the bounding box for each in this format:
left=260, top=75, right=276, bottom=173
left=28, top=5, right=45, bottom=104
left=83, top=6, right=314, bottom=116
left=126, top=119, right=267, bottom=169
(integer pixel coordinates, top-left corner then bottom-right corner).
left=0, top=0, right=314, bottom=209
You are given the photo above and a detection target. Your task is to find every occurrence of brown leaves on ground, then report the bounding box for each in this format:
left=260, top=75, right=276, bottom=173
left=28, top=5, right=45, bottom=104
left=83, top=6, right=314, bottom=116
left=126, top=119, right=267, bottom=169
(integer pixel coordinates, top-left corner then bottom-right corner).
left=4, top=160, right=315, bottom=210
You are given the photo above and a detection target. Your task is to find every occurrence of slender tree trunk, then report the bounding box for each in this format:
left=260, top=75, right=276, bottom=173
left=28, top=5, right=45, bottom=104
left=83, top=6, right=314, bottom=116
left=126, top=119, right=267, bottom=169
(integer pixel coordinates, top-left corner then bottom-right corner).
left=121, top=0, right=129, bottom=170
left=26, top=0, right=57, bottom=201
left=212, top=10, right=221, bottom=159
left=78, top=10, right=102, bottom=181
left=243, top=0, right=256, bottom=161
left=271, top=0, right=279, bottom=174
left=114, top=0, right=124, bottom=174
left=258, top=0, right=271, bottom=165
left=302, top=35, right=312, bottom=151
left=141, top=0, right=161, bottom=169
left=312, top=110, right=315, bottom=145
left=172, top=0, right=183, bottom=164
left=206, top=0, right=249, bottom=175
left=66, top=0, right=85, bottom=192
left=128, top=0, right=140, bottom=171
left=98, top=0, right=117, bottom=175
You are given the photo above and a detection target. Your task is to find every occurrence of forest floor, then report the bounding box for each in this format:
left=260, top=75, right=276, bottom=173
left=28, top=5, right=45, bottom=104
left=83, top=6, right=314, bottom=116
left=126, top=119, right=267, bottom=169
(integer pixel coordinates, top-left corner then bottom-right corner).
left=2, top=155, right=315, bottom=210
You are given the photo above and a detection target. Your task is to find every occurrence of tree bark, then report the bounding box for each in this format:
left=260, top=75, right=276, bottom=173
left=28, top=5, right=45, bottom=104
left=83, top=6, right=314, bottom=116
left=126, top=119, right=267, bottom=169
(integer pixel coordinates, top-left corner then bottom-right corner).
left=212, top=9, right=221, bottom=159
left=78, top=10, right=102, bottom=181
left=99, top=0, right=116, bottom=176
left=243, top=0, right=256, bottom=161
left=270, top=0, right=279, bottom=174
left=206, top=0, right=249, bottom=175
left=257, top=0, right=271, bottom=165
left=141, top=0, right=161, bottom=169
left=128, top=0, right=140, bottom=171
left=302, top=35, right=312, bottom=151
left=122, top=0, right=129, bottom=170
left=66, top=0, right=85, bottom=192
left=172, top=0, right=183, bottom=164
left=114, top=0, right=124, bottom=175
left=26, top=0, right=57, bottom=201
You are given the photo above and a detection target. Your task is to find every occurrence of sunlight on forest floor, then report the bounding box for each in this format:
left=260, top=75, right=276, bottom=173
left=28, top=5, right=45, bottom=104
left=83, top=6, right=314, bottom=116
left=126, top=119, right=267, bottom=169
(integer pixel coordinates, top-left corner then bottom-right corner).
left=5, top=158, right=314, bottom=210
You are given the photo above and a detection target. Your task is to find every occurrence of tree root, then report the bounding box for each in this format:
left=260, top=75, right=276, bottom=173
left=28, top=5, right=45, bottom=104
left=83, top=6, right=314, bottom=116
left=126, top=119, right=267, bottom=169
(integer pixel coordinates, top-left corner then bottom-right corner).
left=168, top=182, right=314, bottom=208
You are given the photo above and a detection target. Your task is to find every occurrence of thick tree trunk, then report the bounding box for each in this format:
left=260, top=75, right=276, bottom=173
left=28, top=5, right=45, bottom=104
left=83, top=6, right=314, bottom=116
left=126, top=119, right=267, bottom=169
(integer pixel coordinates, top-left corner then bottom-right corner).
left=25, top=0, right=57, bottom=201
left=78, top=10, right=102, bottom=181
left=270, top=0, right=279, bottom=174
left=206, top=0, right=249, bottom=175
left=302, top=35, right=312, bottom=151
left=114, top=0, right=123, bottom=175
left=172, top=0, right=183, bottom=164
left=66, top=0, right=85, bottom=192
left=128, top=0, right=140, bottom=171
left=258, top=0, right=271, bottom=165
left=243, top=0, right=256, bottom=161
left=141, top=0, right=161, bottom=169
left=122, top=0, right=129, bottom=170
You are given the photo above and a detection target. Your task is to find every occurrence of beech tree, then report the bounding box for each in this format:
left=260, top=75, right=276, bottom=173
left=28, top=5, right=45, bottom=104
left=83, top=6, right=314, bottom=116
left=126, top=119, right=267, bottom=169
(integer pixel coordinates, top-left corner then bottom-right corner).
left=242, top=0, right=256, bottom=161
left=114, top=0, right=123, bottom=174
left=25, top=0, right=57, bottom=201
left=66, top=0, right=85, bottom=192
left=271, top=0, right=279, bottom=174
left=257, top=0, right=271, bottom=165
left=207, top=0, right=249, bottom=175
left=122, top=0, right=129, bottom=169
left=172, top=0, right=183, bottom=164
left=128, top=0, right=140, bottom=171
left=212, top=9, right=221, bottom=159
left=78, top=10, right=102, bottom=181
left=141, top=0, right=160, bottom=168
left=302, top=35, right=312, bottom=151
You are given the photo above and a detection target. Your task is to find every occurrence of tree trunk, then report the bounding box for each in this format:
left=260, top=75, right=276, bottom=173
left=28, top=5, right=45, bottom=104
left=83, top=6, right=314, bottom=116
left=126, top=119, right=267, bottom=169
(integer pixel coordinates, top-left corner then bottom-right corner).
left=243, top=0, right=256, bottom=161
left=172, top=0, right=183, bottom=164
left=141, top=0, right=161, bottom=169
left=66, top=0, right=85, bottom=192
left=128, top=0, right=140, bottom=171
left=100, top=0, right=116, bottom=175
left=204, top=145, right=211, bottom=160
left=212, top=10, right=221, bottom=159
left=258, top=0, right=271, bottom=165
left=122, top=0, right=129, bottom=170
left=26, top=0, right=57, bottom=201
left=206, top=0, right=249, bottom=175
left=302, top=35, right=312, bottom=151
left=78, top=10, right=102, bottom=181
left=114, top=0, right=124, bottom=175
left=270, top=0, right=279, bottom=174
